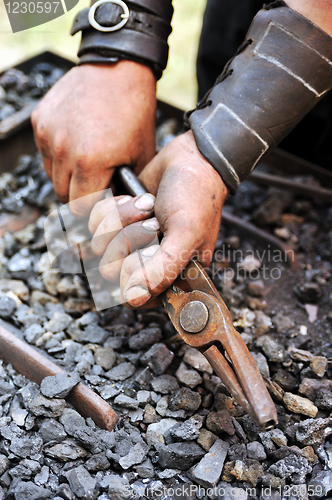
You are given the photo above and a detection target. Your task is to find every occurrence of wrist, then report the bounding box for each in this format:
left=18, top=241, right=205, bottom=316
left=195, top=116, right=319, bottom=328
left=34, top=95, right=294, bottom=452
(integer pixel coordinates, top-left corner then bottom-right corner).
left=184, top=131, right=229, bottom=200
left=72, top=59, right=156, bottom=92
left=88, top=58, right=156, bottom=82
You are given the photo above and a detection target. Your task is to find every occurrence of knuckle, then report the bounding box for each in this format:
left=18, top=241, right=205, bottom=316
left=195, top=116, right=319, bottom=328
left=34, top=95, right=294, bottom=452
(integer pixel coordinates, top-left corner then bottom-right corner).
left=88, top=200, right=105, bottom=233
left=97, top=212, right=121, bottom=239
left=36, top=121, right=48, bottom=140
left=35, top=126, right=50, bottom=154
left=52, top=134, right=67, bottom=161
left=30, top=109, right=38, bottom=128
left=70, top=204, right=89, bottom=218
left=56, top=193, right=69, bottom=204
left=75, top=149, right=93, bottom=173
left=99, top=261, right=120, bottom=282
left=121, top=253, right=137, bottom=274
left=90, top=238, right=104, bottom=257
left=107, top=238, right=129, bottom=261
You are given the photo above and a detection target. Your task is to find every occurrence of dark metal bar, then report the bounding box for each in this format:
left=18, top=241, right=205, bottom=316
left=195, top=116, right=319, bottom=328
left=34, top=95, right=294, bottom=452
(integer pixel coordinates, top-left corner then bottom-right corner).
left=249, top=171, right=332, bottom=202
left=0, top=325, right=119, bottom=431
left=264, top=148, right=332, bottom=187
left=222, top=210, right=298, bottom=271
left=0, top=102, right=38, bottom=140
left=116, top=166, right=147, bottom=197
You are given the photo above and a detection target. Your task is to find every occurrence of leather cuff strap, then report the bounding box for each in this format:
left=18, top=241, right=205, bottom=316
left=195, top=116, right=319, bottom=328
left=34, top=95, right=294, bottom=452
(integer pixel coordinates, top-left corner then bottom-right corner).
left=71, top=5, right=171, bottom=40
left=187, top=4, right=332, bottom=193
left=78, top=29, right=168, bottom=79
left=78, top=52, right=119, bottom=65
left=124, top=0, right=173, bottom=22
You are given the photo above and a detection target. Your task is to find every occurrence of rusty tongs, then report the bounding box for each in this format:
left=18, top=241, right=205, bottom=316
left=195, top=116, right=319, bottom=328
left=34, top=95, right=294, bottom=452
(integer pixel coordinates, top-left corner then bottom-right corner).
left=119, top=167, right=278, bottom=430
left=161, top=260, right=277, bottom=430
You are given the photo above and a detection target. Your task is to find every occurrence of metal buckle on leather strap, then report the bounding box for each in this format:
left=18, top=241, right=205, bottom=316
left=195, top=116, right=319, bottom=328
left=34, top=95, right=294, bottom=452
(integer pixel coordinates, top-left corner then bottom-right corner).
left=88, top=0, right=130, bottom=32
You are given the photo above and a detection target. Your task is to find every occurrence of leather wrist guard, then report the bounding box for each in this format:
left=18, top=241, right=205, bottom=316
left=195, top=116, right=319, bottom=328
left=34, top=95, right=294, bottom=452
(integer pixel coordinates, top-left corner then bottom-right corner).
left=71, top=0, right=173, bottom=80
left=186, top=2, right=332, bottom=193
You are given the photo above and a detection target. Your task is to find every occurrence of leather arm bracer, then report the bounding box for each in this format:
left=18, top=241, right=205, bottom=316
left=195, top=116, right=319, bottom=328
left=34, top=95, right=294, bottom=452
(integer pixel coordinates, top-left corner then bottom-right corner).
left=71, top=0, right=173, bottom=80
left=186, top=3, right=332, bottom=193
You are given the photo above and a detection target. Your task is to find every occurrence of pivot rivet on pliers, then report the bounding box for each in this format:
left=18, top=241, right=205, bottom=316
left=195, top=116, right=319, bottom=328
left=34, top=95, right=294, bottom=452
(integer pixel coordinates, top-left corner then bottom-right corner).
left=179, top=301, right=209, bottom=333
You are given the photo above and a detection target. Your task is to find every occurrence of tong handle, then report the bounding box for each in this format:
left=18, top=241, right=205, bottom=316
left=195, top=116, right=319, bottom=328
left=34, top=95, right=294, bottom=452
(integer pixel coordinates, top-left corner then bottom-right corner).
left=204, top=345, right=253, bottom=417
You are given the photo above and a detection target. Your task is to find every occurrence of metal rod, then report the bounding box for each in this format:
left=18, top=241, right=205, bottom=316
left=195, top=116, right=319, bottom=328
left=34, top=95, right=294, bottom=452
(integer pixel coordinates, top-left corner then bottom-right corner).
left=222, top=210, right=298, bottom=271
left=249, top=171, right=332, bottom=202
left=265, top=148, right=332, bottom=187
left=0, top=325, right=119, bottom=431
left=116, top=167, right=147, bottom=197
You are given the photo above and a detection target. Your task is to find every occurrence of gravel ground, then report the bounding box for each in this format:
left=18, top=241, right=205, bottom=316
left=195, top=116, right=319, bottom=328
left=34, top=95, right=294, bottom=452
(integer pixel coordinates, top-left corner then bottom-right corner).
left=0, top=65, right=66, bottom=122
left=0, top=114, right=331, bottom=500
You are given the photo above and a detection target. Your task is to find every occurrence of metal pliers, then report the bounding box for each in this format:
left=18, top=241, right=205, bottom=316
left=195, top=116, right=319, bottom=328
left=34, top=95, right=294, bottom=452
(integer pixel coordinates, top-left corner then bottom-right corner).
left=161, top=260, right=277, bottom=430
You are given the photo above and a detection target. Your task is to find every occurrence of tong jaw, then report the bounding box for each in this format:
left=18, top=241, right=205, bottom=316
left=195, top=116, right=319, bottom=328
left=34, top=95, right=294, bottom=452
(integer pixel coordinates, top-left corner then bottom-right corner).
left=162, top=261, right=277, bottom=431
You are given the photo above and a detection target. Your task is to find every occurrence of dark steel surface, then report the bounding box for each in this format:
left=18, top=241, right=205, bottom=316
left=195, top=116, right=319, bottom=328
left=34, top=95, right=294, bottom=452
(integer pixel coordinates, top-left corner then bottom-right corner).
left=0, top=324, right=118, bottom=431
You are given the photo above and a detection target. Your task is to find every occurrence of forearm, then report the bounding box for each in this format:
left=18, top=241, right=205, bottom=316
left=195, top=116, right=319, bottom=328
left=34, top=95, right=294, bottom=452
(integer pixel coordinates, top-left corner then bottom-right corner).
left=287, top=0, right=332, bottom=37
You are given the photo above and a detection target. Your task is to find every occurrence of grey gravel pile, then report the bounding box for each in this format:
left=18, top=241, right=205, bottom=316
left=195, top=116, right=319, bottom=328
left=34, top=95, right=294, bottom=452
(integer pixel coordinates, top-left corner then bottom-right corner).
left=0, top=64, right=66, bottom=122
left=0, top=120, right=332, bottom=499
left=0, top=154, right=56, bottom=214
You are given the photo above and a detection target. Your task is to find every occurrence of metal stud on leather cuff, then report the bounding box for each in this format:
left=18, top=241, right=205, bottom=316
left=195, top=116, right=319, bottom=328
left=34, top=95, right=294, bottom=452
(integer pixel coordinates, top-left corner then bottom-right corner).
left=71, top=0, right=173, bottom=80
left=187, top=4, right=332, bottom=193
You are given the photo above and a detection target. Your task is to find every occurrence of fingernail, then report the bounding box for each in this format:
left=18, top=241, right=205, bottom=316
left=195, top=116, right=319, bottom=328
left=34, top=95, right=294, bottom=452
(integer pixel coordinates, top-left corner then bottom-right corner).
left=117, top=195, right=132, bottom=205
left=134, top=193, right=155, bottom=211
left=125, top=285, right=151, bottom=307
left=142, top=218, right=160, bottom=232
left=141, top=244, right=159, bottom=258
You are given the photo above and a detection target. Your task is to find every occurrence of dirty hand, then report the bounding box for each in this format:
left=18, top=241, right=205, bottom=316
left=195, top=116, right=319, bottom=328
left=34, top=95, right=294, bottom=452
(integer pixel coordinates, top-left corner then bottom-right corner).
left=89, top=130, right=229, bottom=308
left=31, top=60, right=156, bottom=216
